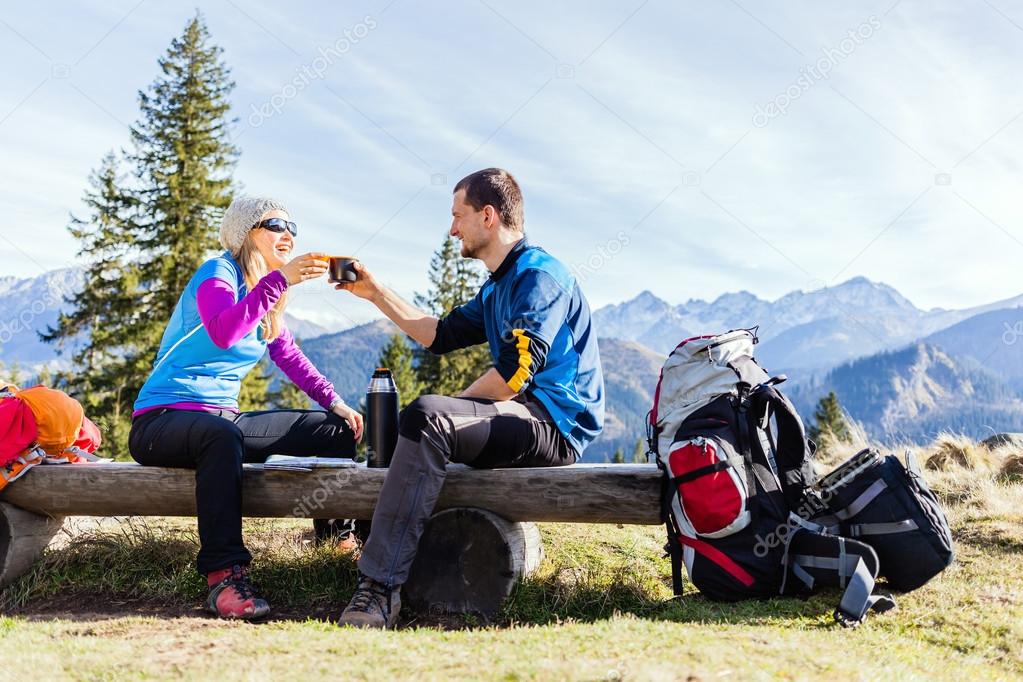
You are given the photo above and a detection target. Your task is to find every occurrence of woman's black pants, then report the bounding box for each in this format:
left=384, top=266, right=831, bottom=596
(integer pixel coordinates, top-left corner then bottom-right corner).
left=129, top=407, right=356, bottom=574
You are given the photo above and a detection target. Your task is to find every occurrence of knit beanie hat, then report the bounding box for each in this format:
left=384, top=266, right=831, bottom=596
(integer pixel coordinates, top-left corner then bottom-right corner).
left=219, top=196, right=289, bottom=254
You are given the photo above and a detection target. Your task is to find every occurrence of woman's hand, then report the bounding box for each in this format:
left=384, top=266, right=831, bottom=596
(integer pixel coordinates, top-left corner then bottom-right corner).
left=332, top=402, right=364, bottom=442
left=279, top=253, right=329, bottom=286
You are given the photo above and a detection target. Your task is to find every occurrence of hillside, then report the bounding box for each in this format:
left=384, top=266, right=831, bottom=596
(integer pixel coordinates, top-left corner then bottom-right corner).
left=924, top=306, right=1023, bottom=392
left=588, top=338, right=663, bottom=461
left=0, top=269, right=83, bottom=366
left=792, top=343, right=1023, bottom=442
left=301, top=318, right=400, bottom=405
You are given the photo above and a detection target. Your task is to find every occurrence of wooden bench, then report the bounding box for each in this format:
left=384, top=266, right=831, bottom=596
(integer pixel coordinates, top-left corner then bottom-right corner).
left=0, top=462, right=661, bottom=615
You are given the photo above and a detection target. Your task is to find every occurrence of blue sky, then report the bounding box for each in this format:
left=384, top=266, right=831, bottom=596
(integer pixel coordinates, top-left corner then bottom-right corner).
left=2, top=0, right=1022, bottom=329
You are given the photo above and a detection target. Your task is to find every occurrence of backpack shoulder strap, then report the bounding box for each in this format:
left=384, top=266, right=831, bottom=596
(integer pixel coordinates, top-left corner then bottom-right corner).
left=665, top=519, right=686, bottom=597
left=751, top=384, right=817, bottom=507
left=657, top=469, right=685, bottom=597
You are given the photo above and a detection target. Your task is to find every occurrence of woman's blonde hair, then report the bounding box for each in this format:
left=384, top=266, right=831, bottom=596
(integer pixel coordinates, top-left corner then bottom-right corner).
left=235, top=232, right=288, bottom=343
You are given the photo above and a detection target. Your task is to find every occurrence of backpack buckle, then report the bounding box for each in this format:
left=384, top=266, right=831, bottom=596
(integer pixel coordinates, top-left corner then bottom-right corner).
left=735, top=382, right=751, bottom=413
left=801, top=490, right=829, bottom=516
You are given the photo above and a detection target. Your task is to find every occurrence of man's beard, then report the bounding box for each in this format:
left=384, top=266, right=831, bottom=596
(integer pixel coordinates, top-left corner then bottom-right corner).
left=460, top=240, right=477, bottom=258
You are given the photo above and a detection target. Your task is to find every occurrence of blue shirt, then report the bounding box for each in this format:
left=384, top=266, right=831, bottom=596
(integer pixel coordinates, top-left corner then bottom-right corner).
left=134, top=253, right=267, bottom=413
left=428, top=238, right=604, bottom=454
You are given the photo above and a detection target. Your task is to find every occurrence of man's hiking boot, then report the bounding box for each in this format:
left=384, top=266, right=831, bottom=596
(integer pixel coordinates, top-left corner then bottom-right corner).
left=206, top=564, right=270, bottom=620
left=339, top=575, right=400, bottom=629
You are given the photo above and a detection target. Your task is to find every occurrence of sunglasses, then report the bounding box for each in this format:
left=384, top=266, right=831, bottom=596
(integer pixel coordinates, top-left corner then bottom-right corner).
left=254, top=218, right=298, bottom=237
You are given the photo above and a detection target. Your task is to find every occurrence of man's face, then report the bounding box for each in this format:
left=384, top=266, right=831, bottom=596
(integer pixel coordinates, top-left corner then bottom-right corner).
left=450, top=189, right=489, bottom=258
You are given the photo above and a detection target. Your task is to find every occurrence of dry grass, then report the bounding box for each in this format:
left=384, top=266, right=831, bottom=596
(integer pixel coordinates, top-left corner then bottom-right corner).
left=1000, top=454, right=1023, bottom=481
left=811, top=417, right=874, bottom=470
left=922, top=432, right=1001, bottom=473
left=0, top=516, right=360, bottom=614
left=817, top=426, right=1014, bottom=507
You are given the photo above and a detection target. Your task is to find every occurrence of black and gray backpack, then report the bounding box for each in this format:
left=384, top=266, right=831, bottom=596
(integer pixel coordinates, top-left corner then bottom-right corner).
left=809, top=447, right=955, bottom=592
left=647, top=329, right=908, bottom=626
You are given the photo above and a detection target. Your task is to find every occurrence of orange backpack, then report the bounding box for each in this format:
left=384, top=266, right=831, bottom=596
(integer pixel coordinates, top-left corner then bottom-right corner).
left=14, top=386, right=84, bottom=455
left=0, top=385, right=99, bottom=490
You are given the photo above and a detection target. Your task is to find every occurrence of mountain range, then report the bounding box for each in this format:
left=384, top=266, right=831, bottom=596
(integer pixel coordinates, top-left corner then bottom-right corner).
left=0, top=268, right=84, bottom=366
left=3, top=269, right=1022, bottom=457
left=590, top=279, right=1023, bottom=447
left=592, top=276, right=1023, bottom=373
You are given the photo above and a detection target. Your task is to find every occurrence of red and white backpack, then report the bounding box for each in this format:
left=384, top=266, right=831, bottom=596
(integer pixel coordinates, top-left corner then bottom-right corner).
left=647, top=329, right=895, bottom=626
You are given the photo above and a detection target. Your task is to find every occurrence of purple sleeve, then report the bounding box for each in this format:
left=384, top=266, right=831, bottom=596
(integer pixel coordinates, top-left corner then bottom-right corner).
left=268, top=325, right=341, bottom=410
left=197, top=271, right=289, bottom=349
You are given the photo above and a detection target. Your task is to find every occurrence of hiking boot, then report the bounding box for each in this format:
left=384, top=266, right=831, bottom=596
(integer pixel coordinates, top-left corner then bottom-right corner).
left=339, top=575, right=400, bottom=629
left=313, top=518, right=361, bottom=554
left=206, top=564, right=270, bottom=620
left=336, top=533, right=359, bottom=554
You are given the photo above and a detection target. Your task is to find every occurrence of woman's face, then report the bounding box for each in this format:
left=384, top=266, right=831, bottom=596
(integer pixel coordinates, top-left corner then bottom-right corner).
left=249, top=209, right=294, bottom=270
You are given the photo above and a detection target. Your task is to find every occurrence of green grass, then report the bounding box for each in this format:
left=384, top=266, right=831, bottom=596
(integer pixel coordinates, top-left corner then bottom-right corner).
left=1, top=449, right=1022, bottom=681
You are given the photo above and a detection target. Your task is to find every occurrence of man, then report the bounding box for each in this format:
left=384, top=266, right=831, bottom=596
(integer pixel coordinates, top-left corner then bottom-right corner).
left=335, top=168, right=604, bottom=629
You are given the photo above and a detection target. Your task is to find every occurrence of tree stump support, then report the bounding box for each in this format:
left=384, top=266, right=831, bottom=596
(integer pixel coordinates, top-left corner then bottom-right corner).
left=0, top=502, right=64, bottom=588
left=404, top=507, right=542, bottom=617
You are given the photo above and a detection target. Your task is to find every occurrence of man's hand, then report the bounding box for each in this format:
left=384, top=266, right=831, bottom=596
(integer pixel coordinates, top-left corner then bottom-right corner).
left=333, top=260, right=440, bottom=348
left=334, top=261, right=380, bottom=302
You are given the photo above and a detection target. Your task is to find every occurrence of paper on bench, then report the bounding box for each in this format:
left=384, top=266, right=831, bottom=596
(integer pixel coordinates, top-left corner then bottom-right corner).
left=263, top=456, right=362, bottom=472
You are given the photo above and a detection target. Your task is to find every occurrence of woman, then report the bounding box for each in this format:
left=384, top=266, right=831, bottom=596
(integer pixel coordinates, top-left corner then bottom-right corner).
left=129, top=196, right=363, bottom=620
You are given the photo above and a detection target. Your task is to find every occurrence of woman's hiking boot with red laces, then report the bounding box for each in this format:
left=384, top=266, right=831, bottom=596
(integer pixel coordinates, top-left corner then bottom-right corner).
left=206, top=564, right=270, bottom=620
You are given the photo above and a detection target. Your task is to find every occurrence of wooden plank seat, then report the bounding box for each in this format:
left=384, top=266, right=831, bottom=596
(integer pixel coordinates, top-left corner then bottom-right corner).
left=0, top=462, right=662, bottom=615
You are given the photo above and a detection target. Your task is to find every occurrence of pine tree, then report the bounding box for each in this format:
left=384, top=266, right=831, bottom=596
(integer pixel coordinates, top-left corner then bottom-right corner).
left=40, top=152, right=141, bottom=415
left=808, top=391, right=852, bottom=445
left=0, top=361, right=24, bottom=387
left=413, top=235, right=491, bottom=395
left=612, top=447, right=626, bottom=464
left=33, top=365, right=53, bottom=388
left=268, top=370, right=309, bottom=409
left=130, top=13, right=238, bottom=322
left=237, top=364, right=270, bottom=412
left=41, top=13, right=238, bottom=438
left=378, top=333, right=421, bottom=408
left=632, top=437, right=648, bottom=463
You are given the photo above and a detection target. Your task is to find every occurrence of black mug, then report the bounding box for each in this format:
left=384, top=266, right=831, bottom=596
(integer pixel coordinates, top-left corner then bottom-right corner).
left=328, top=256, right=360, bottom=283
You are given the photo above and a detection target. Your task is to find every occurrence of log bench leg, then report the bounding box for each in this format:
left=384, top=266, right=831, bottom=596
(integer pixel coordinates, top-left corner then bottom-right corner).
left=0, top=502, right=64, bottom=588
left=404, top=507, right=542, bottom=617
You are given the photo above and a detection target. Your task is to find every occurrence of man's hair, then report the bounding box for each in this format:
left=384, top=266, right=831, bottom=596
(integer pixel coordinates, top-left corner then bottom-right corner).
left=453, top=168, right=524, bottom=232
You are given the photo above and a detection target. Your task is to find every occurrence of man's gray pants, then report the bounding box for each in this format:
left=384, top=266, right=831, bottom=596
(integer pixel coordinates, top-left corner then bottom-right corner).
left=358, top=393, right=577, bottom=588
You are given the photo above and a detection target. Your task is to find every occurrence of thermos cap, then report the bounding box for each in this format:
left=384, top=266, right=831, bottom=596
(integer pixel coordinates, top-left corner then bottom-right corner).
left=368, top=367, right=398, bottom=393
